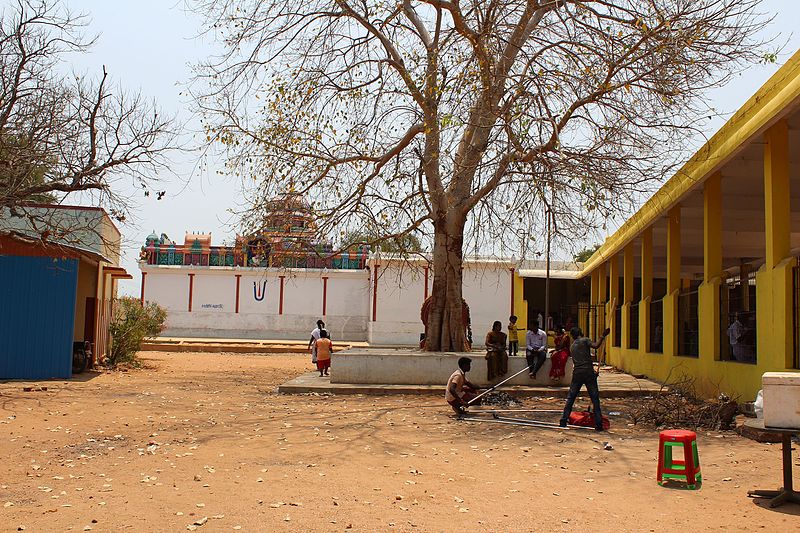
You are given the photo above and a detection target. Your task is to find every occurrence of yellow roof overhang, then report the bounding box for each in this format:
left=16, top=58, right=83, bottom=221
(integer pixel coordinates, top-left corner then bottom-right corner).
left=580, top=49, right=800, bottom=277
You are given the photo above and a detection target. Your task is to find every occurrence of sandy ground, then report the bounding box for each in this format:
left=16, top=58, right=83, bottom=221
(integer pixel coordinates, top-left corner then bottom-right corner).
left=0, top=352, right=798, bottom=533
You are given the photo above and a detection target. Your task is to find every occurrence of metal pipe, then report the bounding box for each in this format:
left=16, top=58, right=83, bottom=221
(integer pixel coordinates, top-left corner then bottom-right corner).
left=459, top=416, right=571, bottom=430
left=545, top=207, right=551, bottom=332
left=469, top=408, right=564, bottom=413
left=492, top=414, right=593, bottom=430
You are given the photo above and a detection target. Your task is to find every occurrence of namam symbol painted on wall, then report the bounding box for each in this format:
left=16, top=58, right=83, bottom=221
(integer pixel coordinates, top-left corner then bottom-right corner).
left=253, top=280, right=267, bottom=301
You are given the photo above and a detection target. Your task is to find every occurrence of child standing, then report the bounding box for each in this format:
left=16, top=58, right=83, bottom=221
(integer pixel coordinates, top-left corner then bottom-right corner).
left=507, top=315, right=519, bottom=357
left=315, top=329, right=333, bottom=377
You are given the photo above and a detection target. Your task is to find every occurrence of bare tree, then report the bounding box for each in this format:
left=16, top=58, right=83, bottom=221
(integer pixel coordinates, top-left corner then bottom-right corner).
left=0, top=0, right=175, bottom=245
left=193, top=0, right=769, bottom=350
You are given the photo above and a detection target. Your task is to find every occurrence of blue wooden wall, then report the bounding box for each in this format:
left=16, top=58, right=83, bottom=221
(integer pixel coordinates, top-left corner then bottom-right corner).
left=0, top=256, right=78, bottom=379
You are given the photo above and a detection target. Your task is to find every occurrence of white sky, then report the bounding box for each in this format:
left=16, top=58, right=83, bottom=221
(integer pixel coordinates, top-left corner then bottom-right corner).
left=62, top=0, right=800, bottom=295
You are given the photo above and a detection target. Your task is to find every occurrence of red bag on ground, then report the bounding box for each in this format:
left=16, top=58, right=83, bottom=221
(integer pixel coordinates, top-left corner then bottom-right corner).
left=568, top=411, right=610, bottom=429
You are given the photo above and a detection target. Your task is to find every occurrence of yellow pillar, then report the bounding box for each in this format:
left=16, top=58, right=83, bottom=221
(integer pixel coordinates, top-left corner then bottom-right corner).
left=623, top=243, right=634, bottom=348
left=609, top=255, right=620, bottom=351
left=624, top=243, right=634, bottom=303
left=704, top=173, right=723, bottom=282
left=597, top=262, right=607, bottom=305
left=640, top=227, right=653, bottom=351
left=761, top=119, right=794, bottom=369
left=513, top=272, right=527, bottom=344
left=664, top=206, right=681, bottom=357
left=699, top=172, right=723, bottom=360
left=590, top=270, right=600, bottom=338
left=641, top=228, right=653, bottom=300
left=764, top=120, right=791, bottom=270
left=597, top=262, right=608, bottom=345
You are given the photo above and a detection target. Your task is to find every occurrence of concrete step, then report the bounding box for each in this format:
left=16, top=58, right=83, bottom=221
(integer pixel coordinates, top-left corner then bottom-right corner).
left=140, top=339, right=353, bottom=354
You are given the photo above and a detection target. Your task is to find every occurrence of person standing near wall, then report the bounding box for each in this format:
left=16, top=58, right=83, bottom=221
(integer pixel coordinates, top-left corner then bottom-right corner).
left=485, top=321, right=508, bottom=381
left=559, top=327, right=609, bottom=431
left=507, top=315, right=519, bottom=356
left=315, top=329, right=333, bottom=377
left=727, top=312, right=745, bottom=361
left=308, top=319, right=325, bottom=365
left=549, top=325, right=570, bottom=381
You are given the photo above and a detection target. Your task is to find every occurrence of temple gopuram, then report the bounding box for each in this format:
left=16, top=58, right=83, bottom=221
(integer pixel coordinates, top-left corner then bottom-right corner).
left=140, top=194, right=369, bottom=269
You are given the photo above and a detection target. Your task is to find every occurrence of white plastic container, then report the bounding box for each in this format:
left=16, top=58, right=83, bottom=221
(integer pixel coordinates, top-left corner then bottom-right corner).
left=762, top=372, right=800, bottom=429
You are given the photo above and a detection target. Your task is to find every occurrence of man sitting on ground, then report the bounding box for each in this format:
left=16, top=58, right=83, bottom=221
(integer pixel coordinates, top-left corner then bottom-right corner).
left=445, top=357, right=480, bottom=414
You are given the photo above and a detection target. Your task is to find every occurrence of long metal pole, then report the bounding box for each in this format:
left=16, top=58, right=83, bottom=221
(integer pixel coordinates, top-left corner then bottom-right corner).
left=544, top=207, right=551, bottom=331
left=466, top=364, right=534, bottom=405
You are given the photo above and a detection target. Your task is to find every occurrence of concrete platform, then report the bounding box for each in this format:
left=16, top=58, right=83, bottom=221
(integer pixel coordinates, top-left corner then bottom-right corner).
left=278, top=369, right=664, bottom=398
left=330, top=347, right=575, bottom=387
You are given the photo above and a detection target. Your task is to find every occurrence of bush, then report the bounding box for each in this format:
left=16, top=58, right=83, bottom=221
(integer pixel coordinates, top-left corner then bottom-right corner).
left=108, top=297, right=167, bottom=367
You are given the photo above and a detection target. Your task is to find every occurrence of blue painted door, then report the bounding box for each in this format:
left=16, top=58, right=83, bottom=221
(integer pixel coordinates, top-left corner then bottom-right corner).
left=0, top=256, right=78, bottom=379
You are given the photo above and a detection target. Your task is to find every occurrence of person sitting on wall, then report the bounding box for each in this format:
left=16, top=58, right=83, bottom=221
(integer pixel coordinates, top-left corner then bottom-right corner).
left=525, top=320, right=548, bottom=380
left=485, top=321, right=508, bottom=381
left=549, top=325, right=570, bottom=381
left=446, top=357, right=480, bottom=414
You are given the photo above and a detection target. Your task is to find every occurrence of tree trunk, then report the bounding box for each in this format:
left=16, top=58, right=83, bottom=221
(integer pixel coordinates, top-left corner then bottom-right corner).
left=426, top=214, right=467, bottom=352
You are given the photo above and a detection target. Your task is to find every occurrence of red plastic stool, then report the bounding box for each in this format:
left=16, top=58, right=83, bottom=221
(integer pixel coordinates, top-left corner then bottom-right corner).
left=657, top=429, right=702, bottom=489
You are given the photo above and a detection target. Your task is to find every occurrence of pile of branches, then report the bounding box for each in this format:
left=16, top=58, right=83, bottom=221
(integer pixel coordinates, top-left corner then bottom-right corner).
left=480, top=392, right=521, bottom=408
left=631, top=373, right=739, bottom=430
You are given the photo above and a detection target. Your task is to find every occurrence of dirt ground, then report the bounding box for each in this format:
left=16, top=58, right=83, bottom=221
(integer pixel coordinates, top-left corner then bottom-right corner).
left=1, top=352, right=798, bottom=532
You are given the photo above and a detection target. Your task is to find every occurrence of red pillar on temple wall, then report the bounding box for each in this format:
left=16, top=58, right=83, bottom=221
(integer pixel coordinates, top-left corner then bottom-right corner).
left=188, top=273, right=195, bottom=312
left=278, top=275, right=285, bottom=315
left=234, top=274, right=241, bottom=313
left=322, top=276, right=328, bottom=316
left=372, top=265, right=379, bottom=322
left=423, top=266, right=429, bottom=300
left=510, top=268, right=515, bottom=315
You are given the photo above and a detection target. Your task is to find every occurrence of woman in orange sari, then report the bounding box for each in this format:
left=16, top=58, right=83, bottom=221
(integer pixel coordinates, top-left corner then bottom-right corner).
left=549, top=326, right=570, bottom=380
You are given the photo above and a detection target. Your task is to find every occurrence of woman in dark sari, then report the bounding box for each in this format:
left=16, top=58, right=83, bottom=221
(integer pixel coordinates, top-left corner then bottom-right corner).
left=549, top=326, right=570, bottom=380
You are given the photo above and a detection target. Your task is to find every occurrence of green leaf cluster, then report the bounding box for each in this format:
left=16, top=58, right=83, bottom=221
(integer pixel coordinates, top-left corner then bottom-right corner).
left=108, top=297, right=167, bottom=367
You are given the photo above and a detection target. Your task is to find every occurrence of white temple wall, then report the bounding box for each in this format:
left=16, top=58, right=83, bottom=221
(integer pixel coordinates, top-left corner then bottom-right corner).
left=140, top=257, right=513, bottom=344
left=142, top=266, right=371, bottom=340
left=194, top=272, right=236, bottom=312
left=462, top=263, right=514, bottom=337
left=145, top=267, right=189, bottom=310
left=367, top=258, right=513, bottom=345
left=368, top=262, right=426, bottom=345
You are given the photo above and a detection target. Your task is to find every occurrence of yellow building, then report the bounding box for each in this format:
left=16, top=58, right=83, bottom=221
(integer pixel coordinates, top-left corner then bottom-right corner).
left=577, top=50, right=800, bottom=401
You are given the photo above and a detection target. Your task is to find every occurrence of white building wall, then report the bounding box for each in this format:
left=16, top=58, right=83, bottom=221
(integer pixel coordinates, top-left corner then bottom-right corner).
left=144, top=267, right=189, bottom=311
left=141, top=265, right=371, bottom=341
left=193, top=270, right=236, bottom=312
left=367, top=257, right=513, bottom=345
left=368, top=262, right=427, bottom=345
left=239, top=273, right=280, bottom=315
left=140, top=256, right=513, bottom=344
left=462, top=263, right=513, bottom=337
